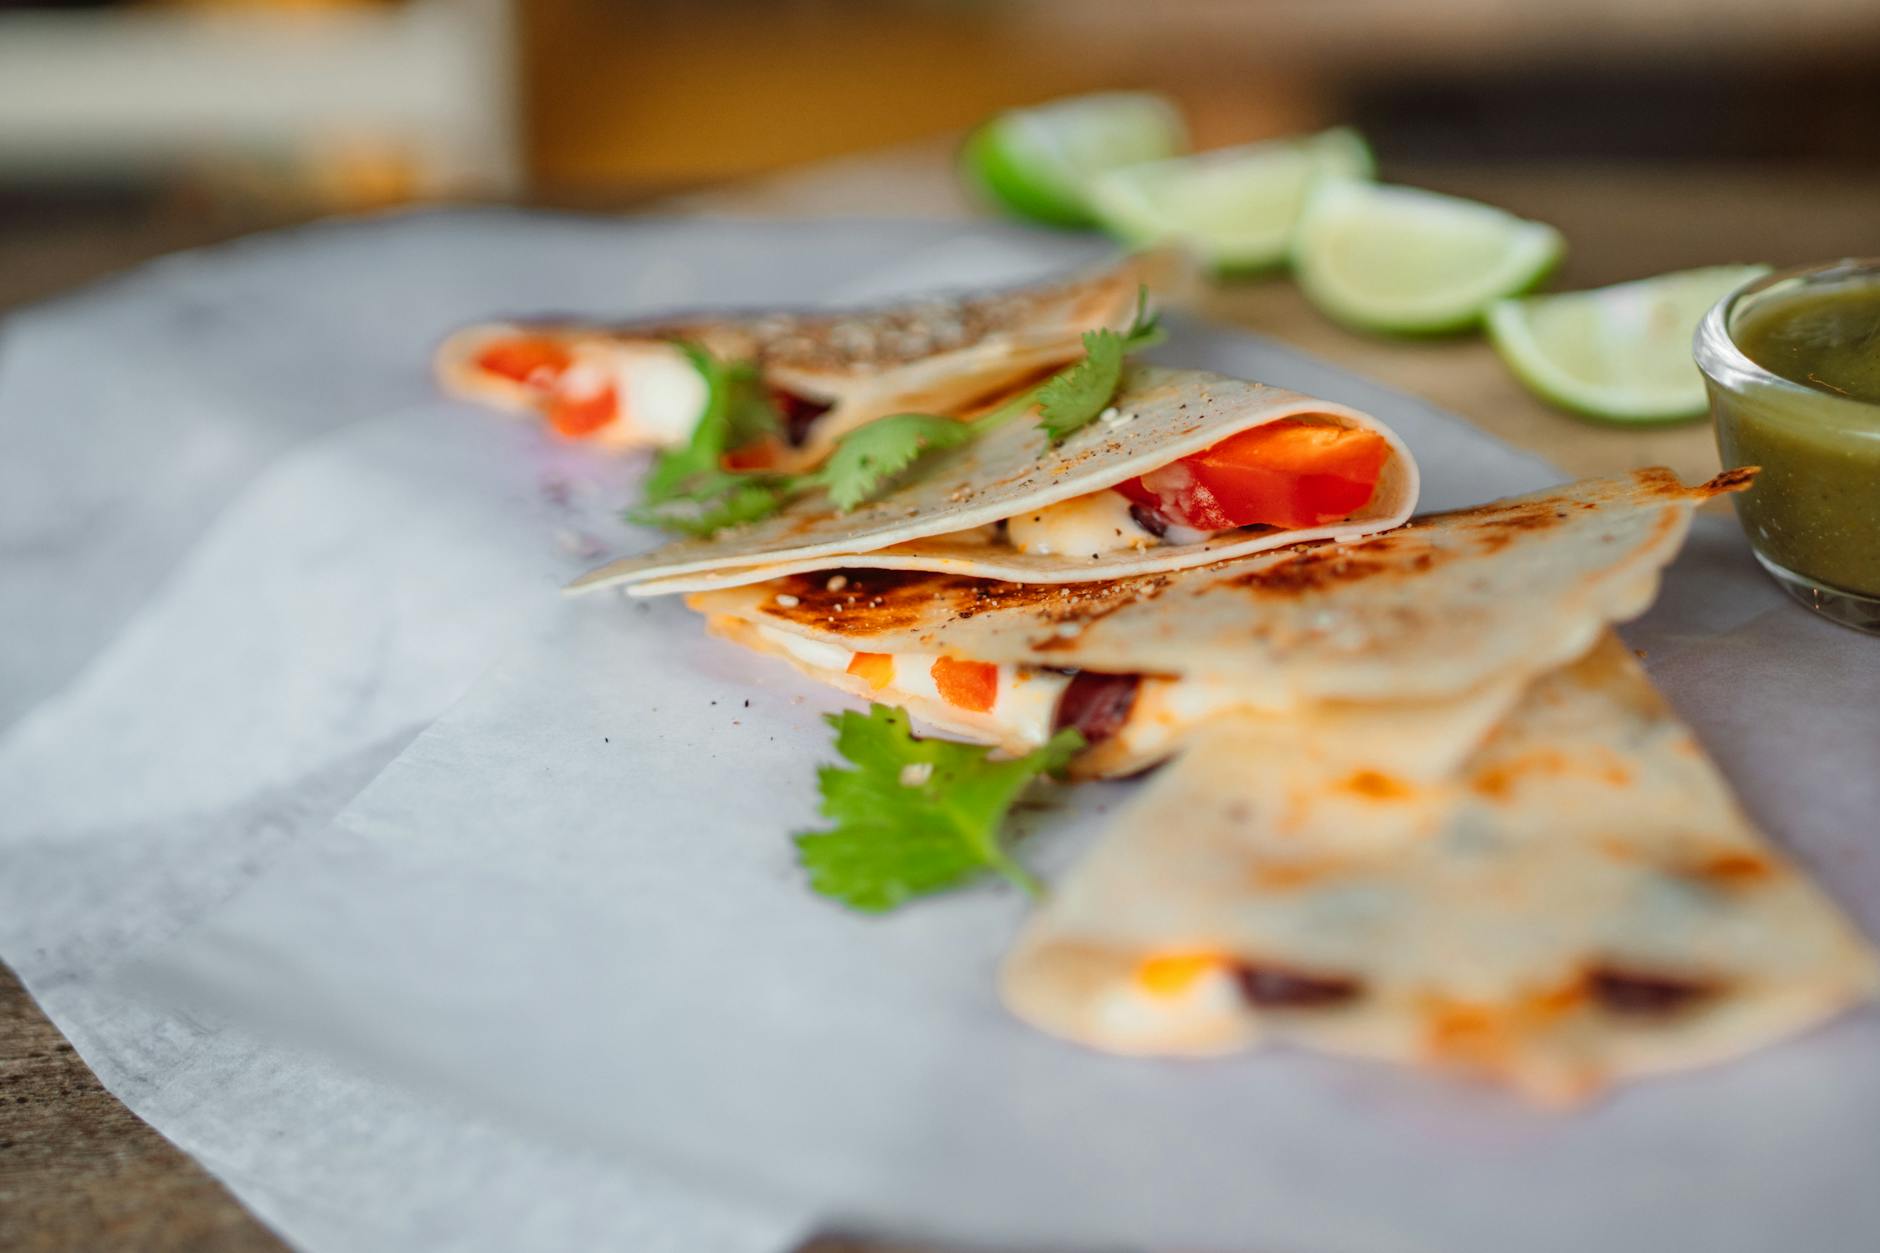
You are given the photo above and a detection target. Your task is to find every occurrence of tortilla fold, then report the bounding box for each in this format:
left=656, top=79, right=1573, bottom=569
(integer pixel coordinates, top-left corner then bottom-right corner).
left=1001, top=635, right=1878, bottom=1104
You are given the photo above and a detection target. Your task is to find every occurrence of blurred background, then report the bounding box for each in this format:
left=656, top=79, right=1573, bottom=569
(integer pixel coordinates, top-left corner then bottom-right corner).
left=2, top=0, right=1878, bottom=308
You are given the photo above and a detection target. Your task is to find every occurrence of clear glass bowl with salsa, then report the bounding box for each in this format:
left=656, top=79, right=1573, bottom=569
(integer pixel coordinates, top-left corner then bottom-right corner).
left=1694, top=259, right=1880, bottom=635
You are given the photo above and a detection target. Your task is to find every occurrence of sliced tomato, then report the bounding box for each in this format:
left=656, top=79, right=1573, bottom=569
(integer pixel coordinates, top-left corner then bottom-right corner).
left=930, top=657, right=998, bottom=713
left=546, top=384, right=618, bottom=438
left=474, top=337, right=573, bottom=389
left=1117, top=419, right=1389, bottom=532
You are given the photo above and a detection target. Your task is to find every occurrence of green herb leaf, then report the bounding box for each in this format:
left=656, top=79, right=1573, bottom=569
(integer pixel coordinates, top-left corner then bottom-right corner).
left=628, top=287, right=1166, bottom=535
left=1036, top=287, right=1165, bottom=445
left=795, top=704, right=1083, bottom=913
left=813, top=412, right=978, bottom=511
left=1034, top=328, right=1125, bottom=444
left=641, top=345, right=781, bottom=506
left=626, top=469, right=798, bottom=537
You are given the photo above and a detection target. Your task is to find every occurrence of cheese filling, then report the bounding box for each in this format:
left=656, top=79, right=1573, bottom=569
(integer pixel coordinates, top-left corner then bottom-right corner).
left=1094, top=953, right=1248, bottom=1046
left=753, top=625, right=1071, bottom=746
left=1004, top=489, right=1216, bottom=557
left=747, top=619, right=1318, bottom=783
left=1006, top=490, right=1159, bottom=556
left=565, top=343, right=711, bottom=449
left=748, top=619, right=1286, bottom=763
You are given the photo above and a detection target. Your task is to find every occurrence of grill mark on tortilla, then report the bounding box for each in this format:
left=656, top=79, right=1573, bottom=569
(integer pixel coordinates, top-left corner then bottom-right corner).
left=1700, top=465, right=1757, bottom=495
left=1215, top=481, right=1664, bottom=598
left=1025, top=579, right=1173, bottom=650
left=1676, top=851, right=1776, bottom=889
left=754, top=569, right=969, bottom=632
left=749, top=567, right=1168, bottom=638
left=1471, top=747, right=1636, bottom=799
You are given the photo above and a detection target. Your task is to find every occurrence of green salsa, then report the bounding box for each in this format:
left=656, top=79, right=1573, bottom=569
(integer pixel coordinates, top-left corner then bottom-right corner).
left=1735, top=286, right=1880, bottom=404
left=1711, top=281, right=1880, bottom=597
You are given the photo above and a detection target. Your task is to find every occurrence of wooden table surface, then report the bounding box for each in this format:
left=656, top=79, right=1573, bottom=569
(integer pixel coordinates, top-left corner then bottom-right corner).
left=5, top=144, right=1879, bottom=1252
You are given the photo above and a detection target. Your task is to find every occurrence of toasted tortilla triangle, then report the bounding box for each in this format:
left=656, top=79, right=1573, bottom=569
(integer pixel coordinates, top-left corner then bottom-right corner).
left=438, top=251, right=1180, bottom=462
left=1001, top=636, right=1878, bottom=1105
left=685, top=471, right=1751, bottom=753
left=571, top=366, right=1420, bottom=597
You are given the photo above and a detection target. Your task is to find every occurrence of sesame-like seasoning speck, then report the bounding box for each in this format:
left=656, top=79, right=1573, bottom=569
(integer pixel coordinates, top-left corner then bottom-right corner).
left=826, top=574, right=848, bottom=591
left=775, top=593, right=799, bottom=607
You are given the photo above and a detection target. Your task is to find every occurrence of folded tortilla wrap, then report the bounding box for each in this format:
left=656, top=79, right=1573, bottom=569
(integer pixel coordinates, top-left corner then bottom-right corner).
left=1001, top=635, right=1878, bottom=1105
left=571, top=366, right=1421, bottom=597
left=437, top=251, right=1177, bottom=462
left=685, top=469, right=1748, bottom=777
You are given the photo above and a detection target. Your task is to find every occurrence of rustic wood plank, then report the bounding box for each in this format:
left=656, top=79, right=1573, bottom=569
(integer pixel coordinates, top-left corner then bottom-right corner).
left=0, top=965, right=286, bottom=1253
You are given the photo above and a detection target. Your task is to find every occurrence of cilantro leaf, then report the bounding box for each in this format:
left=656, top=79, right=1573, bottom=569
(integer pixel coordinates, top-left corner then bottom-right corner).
left=795, top=705, right=1083, bottom=913
left=628, top=286, right=1166, bottom=535
left=1035, top=328, right=1125, bottom=444
left=1036, top=286, right=1165, bottom=445
left=641, top=345, right=781, bottom=506
left=813, top=412, right=978, bottom=511
left=627, top=469, right=797, bottom=537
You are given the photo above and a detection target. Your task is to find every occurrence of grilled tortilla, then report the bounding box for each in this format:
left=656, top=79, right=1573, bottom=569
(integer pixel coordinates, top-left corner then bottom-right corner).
left=686, top=469, right=1748, bottom=777
left=571, top=366, right=1420, bottom=597
left=1000, top=636, right=1878, bottom=1105
left=437, top=251, right=1175, bottom=462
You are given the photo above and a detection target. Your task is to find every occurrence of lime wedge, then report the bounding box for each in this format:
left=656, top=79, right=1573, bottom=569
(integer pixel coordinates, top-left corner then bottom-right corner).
left=1486, top=265, right=1770, bottom=423
left=961, top=92, right=1187, bottom=228
left=1088, top=128, right=1374, bottom=272
left=1292, top=179, right=1565, bottom=334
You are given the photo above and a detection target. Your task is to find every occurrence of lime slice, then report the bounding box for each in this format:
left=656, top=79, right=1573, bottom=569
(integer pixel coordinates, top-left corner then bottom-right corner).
left=1088, top=127, right=1374, bottom=272
left=961, top=92, right=1187, bottom=228
left=1486, top=265, right=1769, bottom=423
left=1292, top=179, right=1565, bottom=334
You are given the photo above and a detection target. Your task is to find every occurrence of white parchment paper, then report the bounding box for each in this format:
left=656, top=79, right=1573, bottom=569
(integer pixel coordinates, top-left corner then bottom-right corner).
left=4, top=211, right=1876, bottom=1252
left=0, top=213, right=1105, bottom=1252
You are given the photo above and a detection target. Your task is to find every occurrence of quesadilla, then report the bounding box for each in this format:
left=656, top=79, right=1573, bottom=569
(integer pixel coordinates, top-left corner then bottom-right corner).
left=1000, top=635, right=1878, bottom=1105
left=436, top=252, right=1172, bottom=463
left=685, top=469, right=1749, bottom=778
left=571, top=366, right=1421, bottom=597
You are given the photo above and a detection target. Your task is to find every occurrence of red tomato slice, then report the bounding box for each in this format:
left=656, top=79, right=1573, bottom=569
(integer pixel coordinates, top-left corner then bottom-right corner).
left=474, top=337, right=573, bottom=389
left=1119, top=419, right=1389, bottom=531
left=931, top=657, right=998, bottom=713
left=546, top=384, right=618, bottom=438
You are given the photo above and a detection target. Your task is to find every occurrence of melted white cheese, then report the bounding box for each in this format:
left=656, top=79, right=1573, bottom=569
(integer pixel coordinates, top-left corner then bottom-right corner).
left=756, top=625, right=855, bottom=673
left=1094, top=965, right=1251, bottom=1051
left=987, top=666, right=1074, bottom=744
left=1005, top=489, right=1159, bottom=557
left=750, top=626, right=1070, bottom=747
left=570, top=343, right=710, bottom=449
